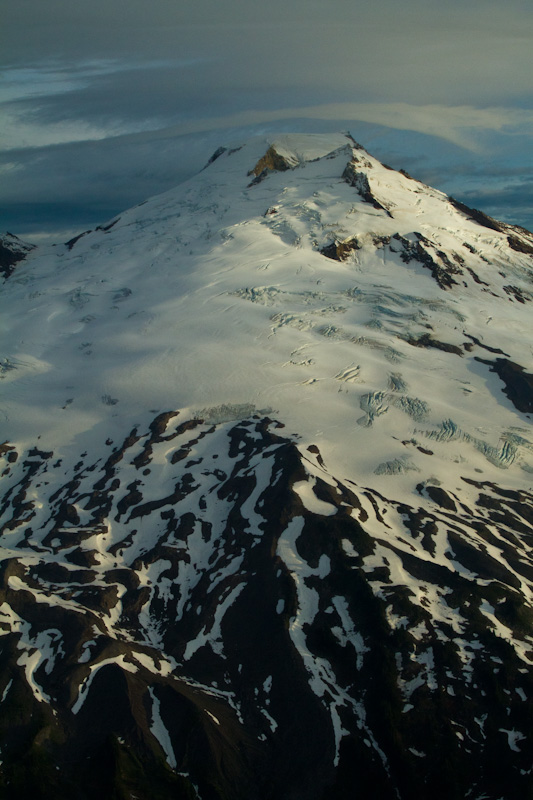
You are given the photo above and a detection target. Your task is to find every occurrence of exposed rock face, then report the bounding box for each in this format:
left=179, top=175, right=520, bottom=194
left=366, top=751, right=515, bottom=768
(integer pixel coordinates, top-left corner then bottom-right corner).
left=248, top=145, right=297, bottom=185
left=391, top=232, right=463, bottom=289
left=0, top=233, right=35, bottom=279
left=475, top=357, right=533, bottom=413
left=342, top=161, right=392, bottom=216
left=449, top=196, right=533, bottom=254
left=320, top=236, right=362, bottom=261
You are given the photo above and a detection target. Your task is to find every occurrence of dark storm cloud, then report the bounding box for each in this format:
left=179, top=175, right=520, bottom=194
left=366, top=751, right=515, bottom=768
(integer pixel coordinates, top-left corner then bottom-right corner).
left=4, top=1, right=533, bottom=104
left=3, top=62, right=222, bottom=128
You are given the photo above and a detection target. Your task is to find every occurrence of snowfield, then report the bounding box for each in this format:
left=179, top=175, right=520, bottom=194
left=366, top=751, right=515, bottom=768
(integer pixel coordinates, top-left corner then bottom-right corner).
left=1, top=133, right=531, bottom=496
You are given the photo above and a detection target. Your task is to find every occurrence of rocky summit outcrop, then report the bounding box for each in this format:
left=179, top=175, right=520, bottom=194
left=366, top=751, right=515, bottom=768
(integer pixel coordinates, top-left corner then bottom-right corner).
left=0, top=133, right=532, bottom=799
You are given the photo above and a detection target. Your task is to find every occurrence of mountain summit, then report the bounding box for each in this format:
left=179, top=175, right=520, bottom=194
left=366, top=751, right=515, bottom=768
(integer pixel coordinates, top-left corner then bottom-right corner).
left=0, top=133, right=532, bottom=799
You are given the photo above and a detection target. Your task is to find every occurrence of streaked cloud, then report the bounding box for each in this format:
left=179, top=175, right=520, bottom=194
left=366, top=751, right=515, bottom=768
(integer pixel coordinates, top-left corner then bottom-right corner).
left=139, top=102, right=533, bottom=153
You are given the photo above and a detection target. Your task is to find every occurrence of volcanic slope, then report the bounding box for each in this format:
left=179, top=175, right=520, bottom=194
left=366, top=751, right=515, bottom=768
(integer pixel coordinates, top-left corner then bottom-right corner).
left=0, top=133, right=532, bottom=799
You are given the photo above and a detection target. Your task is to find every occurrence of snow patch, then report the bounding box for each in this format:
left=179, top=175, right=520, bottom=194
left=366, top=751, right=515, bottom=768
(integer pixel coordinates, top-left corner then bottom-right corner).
left=149, top=687, right=177, bottom=768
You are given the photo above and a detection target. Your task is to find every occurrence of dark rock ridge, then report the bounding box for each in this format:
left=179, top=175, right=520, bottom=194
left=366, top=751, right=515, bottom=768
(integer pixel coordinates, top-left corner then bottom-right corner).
left=402, top=332, right=464, bottom=357
left=475, top=357, right=533, bottom=414
left=0, top=233, right=35, bottom=279
left=449, top=196, right=533, bottom=255
left=342, top=160, right=393, bottom=216
left=1, top=413, right=532, bottom=799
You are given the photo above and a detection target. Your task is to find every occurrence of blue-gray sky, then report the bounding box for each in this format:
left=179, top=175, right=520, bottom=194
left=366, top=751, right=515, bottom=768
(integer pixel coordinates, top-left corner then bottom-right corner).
left=2, top=0, right=532, bottom=240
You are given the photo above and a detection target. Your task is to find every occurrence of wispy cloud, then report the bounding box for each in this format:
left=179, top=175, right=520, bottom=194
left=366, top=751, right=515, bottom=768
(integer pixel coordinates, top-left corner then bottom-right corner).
left=6, top=94, right=532, bottom=154
left=0, top=58, right=205, bottom=104
left=147, top=102, right=533, bottom=153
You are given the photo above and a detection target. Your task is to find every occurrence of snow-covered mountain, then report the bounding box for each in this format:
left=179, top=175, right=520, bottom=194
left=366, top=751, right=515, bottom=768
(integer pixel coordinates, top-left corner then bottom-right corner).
left=0, top=133, right=532, bottom=799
